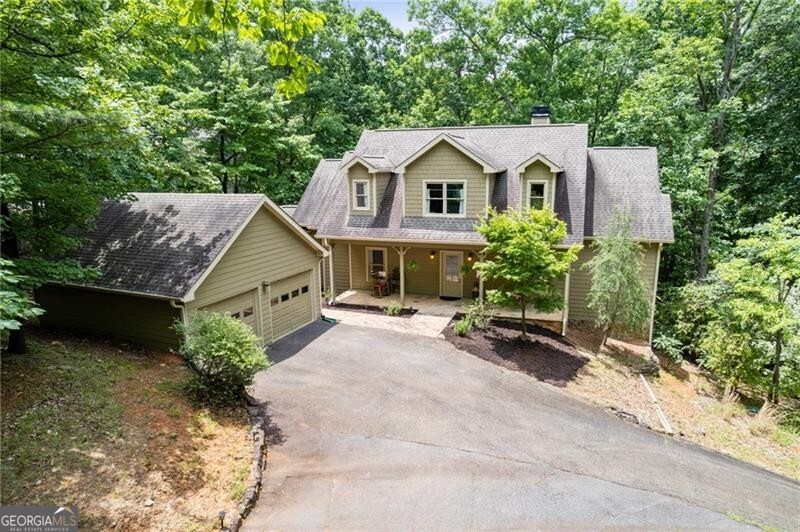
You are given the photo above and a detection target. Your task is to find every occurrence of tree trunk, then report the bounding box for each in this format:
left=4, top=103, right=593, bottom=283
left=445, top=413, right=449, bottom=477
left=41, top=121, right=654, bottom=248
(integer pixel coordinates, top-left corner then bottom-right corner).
left=697, top=116, right=725, bottom=279
left=519, top=296, right=527, bottom=341
left=1, top=201, right=27, bottom=353
left=769, top=331, right=782, bottom=404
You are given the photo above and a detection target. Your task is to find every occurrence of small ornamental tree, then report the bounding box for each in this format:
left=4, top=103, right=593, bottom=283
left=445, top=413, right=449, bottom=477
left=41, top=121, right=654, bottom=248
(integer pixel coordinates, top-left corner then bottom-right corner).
left=474, top=208, right=580, bottom=340
left=700, top=214, right=800, bottom=404
left=176, top=311, right=269, bottom=404
left=584, top=210, right=652, bottom=346
left=583, top=210, right=651, bottom=345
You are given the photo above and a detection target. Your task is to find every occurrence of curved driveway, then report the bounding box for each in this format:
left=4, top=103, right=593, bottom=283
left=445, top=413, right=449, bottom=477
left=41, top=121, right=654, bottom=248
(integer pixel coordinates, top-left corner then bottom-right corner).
left=245, top=322, right=799, bottom=530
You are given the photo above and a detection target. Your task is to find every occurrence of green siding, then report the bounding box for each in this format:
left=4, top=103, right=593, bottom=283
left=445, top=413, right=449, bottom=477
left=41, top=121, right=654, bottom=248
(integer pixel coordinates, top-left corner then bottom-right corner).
left=331, top=240, right=481, bottom=299
left=332, top=242, right=350, bottom=294
left=568, top=241, right=660, bottom=321
left=348, top=163, right=374, bottom=216
left=188, top=206, right=322, bottom=344
left=521, top=161, right=556, bottom=211
left=37, top=286, right=180, bottom=350
left=404, top=142, right=487, bottom=218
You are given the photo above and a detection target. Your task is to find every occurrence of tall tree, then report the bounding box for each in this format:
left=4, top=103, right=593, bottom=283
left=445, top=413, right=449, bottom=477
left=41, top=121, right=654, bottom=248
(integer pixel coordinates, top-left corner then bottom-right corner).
left=699, top=214, right=800, bottom=403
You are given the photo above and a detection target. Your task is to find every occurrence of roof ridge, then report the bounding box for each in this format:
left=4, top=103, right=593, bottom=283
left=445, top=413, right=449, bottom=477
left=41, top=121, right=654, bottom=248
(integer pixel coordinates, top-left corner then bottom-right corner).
left=372, top=123, right=581, bottom=132
left=590, top=146, right=656, bottom=150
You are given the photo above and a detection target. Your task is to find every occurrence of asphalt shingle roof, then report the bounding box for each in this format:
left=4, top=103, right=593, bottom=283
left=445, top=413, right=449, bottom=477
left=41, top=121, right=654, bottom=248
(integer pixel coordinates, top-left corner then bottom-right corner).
left=586, top=148, right=674, bottom=242
left=293, top=124, right=673, bottom=245
left=69, top=193, right=264, bottom=299
left=294, top=124, right=591, bottom=245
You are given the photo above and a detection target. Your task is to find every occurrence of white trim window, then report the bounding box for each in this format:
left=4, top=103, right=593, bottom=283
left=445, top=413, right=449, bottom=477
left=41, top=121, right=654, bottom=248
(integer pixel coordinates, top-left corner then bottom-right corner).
left=425, top=181, right=465, bottom=217
left=352, top=179, right=370, bottom=210
left=365, top=247, right=387, bottom=280
left=528, top=180, right=549, bottom=210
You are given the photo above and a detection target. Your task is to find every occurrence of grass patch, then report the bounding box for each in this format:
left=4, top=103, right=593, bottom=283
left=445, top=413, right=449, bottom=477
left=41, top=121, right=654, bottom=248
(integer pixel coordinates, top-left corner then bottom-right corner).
left=1, top=339, right=136, bottom=500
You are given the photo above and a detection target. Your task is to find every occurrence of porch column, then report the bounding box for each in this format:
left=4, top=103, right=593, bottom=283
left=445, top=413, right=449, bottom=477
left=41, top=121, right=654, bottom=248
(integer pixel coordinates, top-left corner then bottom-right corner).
left=325, top=239, right=335, bottom=304
left=394, top=246, right=409, bottom=307
left=477, top=251, right=486, bottom=299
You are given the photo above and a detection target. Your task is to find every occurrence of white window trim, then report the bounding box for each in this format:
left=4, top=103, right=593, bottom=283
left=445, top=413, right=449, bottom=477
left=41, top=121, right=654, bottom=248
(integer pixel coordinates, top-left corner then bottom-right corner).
left=527, top=179, right=550, bottom=210
left=352, top=179, right=371, bottom=211
left=423, top=180, right=467, bottom=218
left=365, top=246, right=388, bottom=282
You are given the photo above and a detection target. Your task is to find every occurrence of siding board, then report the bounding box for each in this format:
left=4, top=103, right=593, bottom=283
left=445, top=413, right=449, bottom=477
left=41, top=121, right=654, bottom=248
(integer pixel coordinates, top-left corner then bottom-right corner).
left=37, top=286, right=180, bottom=350
left=404, top=142, right=487, bottom=218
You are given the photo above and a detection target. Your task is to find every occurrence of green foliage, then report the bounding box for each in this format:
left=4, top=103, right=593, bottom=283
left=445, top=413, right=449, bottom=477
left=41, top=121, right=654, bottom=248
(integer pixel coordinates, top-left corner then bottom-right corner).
left=453, top=317, right=473, bottom=336
left=176, top=311, right=269, bottom=404
left=383, top=301, right=402, bottom=316
left=173, top=0, right=326, bottom=97
left=0, top=259, right=44, bottom=332
left=583, top=210, right=652, bottom=344
left=474, top=208, right=580, bottom=339
left=652, top=334, right=684, bottom=364
left=464, top=298, right=493, bottom=331
left=407, top=259, right=419, bottom=272
left=697, top=214, right=800, bottom=402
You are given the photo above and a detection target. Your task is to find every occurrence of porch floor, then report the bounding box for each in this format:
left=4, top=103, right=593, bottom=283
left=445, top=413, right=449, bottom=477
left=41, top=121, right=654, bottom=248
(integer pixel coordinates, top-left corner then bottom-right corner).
left=334, top=289, right=466, bottom=317
left=333, top=289, right=564, bottom=323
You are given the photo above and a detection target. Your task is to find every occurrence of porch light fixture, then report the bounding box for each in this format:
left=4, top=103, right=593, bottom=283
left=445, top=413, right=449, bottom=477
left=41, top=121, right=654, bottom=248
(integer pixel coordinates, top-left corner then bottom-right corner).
left=429, top=250, right=435, bottom=260
left=467, top=252, right=474, bottom=262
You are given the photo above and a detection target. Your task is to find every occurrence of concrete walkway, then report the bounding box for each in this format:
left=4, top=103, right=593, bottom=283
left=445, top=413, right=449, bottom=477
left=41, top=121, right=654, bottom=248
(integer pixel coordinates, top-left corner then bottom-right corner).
left=322, top=292, right=457, bottom=337
left=246, top=322, right=800, bottom=530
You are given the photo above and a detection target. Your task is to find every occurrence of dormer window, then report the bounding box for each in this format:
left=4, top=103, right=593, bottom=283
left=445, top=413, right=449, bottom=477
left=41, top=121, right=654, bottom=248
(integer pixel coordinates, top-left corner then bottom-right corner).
left=528, top=181, right=548, bottom=210
left=353, top=179, right=370, bottom=210
left=425, top=181, right=465, bottom=217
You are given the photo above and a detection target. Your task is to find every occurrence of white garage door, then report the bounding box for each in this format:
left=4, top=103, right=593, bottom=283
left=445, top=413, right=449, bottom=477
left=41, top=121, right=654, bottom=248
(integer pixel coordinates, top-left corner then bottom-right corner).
left=201, top=290, right=259, bottom=335
left=268, top=270, right=314, bottom=342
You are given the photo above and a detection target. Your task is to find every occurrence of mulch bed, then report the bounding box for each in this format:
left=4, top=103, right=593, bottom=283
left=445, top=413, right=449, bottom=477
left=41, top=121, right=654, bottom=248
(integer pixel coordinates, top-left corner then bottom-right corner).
left=324, top=301, right=418, bottom=318
left=443, top=315, right=590, bottom=387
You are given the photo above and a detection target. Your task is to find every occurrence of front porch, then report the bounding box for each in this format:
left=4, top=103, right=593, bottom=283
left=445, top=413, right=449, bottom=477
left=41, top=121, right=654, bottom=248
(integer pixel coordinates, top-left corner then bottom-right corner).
left=321, top=239, right=567, bottom=334
left=332, top=289, right=565, bottom=332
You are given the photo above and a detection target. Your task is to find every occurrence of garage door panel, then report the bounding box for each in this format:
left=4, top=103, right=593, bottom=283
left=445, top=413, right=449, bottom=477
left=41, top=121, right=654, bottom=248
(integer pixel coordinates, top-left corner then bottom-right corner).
left=201, top=290, right=258, bottom=334
left=268, top=271, right=313, bottom=342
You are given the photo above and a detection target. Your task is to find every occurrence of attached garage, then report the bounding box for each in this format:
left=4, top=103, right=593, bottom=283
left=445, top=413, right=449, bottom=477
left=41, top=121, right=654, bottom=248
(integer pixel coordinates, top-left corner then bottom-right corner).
left=37, top=193, right=328, bottom=350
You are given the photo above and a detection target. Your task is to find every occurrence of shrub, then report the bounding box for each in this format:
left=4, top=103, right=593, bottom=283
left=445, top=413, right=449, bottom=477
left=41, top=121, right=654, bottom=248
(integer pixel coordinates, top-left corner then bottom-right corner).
left=175, top=311, right=269, bottom=404
left=464, top=299, right=493, bottom=331
left=652, top=334, right=684, bottom=363
left=383, top=301, right=402, bottom=316
left=453, top=317, right=473, bottom=336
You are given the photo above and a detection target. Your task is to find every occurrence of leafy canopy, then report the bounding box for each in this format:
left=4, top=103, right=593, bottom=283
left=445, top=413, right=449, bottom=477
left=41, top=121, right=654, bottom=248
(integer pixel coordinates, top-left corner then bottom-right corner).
left=698, top=214, right=800, bottom=401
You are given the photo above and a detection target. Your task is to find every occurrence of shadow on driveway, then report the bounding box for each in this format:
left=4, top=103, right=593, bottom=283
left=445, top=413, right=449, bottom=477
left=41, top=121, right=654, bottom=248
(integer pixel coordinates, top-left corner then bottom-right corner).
left=267, top=320, right=336, bottom=364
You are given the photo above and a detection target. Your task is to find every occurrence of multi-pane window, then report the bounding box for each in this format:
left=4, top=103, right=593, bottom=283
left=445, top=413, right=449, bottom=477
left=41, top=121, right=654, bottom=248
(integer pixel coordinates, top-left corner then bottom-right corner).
left=425, top=182, right=464, bottom=216
left=366, top=247, right=386, bottom=279
left=353, top=180, right=370, bottom=210
left=528, top=182, right=547, bottom=210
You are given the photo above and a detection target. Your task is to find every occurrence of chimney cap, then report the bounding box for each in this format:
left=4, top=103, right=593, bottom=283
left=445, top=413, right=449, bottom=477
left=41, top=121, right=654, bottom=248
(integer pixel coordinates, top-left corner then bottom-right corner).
left=531, top=104, right=550, bottom=117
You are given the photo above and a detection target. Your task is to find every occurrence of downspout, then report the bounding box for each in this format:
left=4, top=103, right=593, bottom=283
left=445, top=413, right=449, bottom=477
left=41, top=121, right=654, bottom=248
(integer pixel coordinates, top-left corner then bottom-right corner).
left=170, top=299, right=188, bottom=327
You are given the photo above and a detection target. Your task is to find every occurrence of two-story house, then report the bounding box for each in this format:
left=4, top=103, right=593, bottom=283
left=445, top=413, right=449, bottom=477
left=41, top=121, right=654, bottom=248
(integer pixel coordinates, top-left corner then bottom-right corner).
left=293, top=107, right=674, bottom=339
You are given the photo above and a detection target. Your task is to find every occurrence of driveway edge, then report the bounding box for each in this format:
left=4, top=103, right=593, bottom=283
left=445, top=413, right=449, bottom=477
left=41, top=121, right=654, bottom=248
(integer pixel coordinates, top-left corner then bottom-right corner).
left=228, top=394, right=268, bottom=532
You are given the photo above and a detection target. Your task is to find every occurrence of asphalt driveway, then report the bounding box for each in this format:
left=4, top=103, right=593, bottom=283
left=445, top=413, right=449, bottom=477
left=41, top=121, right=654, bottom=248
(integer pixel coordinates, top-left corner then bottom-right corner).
left=245, top=322, right=800, bottom=530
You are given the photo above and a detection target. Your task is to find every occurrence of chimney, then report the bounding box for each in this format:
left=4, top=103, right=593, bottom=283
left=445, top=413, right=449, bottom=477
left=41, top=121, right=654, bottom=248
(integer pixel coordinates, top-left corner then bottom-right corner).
left=530, top=105, right=550, bottom=125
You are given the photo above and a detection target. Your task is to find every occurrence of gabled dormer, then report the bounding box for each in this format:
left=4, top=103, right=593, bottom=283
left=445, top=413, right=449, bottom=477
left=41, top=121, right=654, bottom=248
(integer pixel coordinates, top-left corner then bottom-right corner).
left=395, top=133, right=504, bottom=219
left=516, top=153, right=562, bottom=212
left=342, top=155, right=393, bottom=217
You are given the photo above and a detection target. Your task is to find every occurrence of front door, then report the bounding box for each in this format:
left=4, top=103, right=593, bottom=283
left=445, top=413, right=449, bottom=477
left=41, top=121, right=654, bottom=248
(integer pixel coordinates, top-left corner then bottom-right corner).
left=439, top=251, right=463, bottom=298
